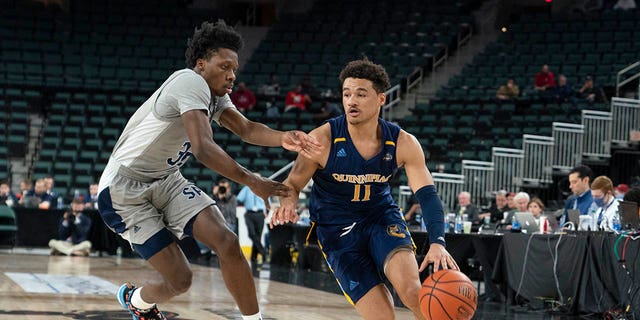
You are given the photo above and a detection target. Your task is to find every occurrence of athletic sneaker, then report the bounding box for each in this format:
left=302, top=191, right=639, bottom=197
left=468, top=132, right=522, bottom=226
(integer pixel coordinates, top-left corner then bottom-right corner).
left=116, top=282, right=167, bottom=320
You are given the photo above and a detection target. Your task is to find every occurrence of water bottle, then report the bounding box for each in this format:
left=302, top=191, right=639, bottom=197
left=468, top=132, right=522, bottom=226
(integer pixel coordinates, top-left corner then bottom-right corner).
left=511, top=214, right=521, bottom=231
left=589, top=208, right=598, bottom=231
left=444, top=214, right=450, bottom=233
left=612, top=211, right=621, bottom=232
left=57, top=196, right=64, bottom=209
left=454, top=215, right=463, bottom=234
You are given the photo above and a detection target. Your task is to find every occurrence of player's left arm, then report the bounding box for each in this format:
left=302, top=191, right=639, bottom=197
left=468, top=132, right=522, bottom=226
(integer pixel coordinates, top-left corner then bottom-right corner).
left=218, top=108, right=322, bottom=159
left=396, top=130, right=459, bottom=272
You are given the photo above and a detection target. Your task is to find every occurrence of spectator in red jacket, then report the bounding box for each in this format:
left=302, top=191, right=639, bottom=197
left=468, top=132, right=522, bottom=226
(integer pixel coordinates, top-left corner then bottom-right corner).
left=534, top=64, right=556, bottom=91
left=284, top=84, right=311, bottom=113
left=230, top=82, right=256, bottom=113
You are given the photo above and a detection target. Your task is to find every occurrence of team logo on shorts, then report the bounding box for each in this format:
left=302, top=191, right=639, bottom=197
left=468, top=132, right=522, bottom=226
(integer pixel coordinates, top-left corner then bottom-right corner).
left=387, top=224, right=407, bottom=238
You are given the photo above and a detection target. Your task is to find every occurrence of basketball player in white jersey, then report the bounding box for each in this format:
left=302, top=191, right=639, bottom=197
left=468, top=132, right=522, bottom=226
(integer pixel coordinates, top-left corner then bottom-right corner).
left=97, top=20, right=321, bottom=320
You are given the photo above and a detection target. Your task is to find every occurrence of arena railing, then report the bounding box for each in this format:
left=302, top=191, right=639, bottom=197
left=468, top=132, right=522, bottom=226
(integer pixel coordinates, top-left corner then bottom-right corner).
left=551, top=122, right=584, bottom=174
left=581, top=110, right=612, bottom=160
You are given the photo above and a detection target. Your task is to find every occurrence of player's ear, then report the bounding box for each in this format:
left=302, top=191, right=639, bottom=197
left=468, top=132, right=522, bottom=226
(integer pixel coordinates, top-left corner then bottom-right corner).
left=378, top=92, right=386, bottom=107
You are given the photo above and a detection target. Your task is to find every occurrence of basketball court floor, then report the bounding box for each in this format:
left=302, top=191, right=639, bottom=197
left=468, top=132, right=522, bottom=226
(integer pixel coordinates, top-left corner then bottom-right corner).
left=0, top=251, right=595, bottom=319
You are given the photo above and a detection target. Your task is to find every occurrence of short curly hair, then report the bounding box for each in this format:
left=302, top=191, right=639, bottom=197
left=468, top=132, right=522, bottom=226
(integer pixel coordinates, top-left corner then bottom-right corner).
left=185, top=20, right=244, bottom=68
left=338, top=58, right=391, bottom=94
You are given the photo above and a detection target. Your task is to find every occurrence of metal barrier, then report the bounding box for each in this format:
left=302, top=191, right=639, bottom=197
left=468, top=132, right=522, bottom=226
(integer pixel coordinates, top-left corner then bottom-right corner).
left=551, top=122, right=584, bottom=173
left=491, top=147, right=523, bottom=192
left=615, top=60, right=640, bottom=97
left=431, top=173, right=464, bottom=213
left=581, top=110, right=612, bottom=159
left=398, top=185, right=413, bottom=213
left=381, top=84, right=401, bottom=121
left=611, top=97, right=640, bottom=147
left=521, top=134, right=554, bottom=187
left=461, top=160, right=494, bottom=207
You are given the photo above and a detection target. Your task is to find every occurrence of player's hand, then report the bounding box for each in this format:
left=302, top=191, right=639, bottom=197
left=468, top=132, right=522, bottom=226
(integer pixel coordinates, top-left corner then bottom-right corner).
left=248, top=176, right=291, bottom=211
left=419, top=243, right=459, bottom=273
left=269, top=202, right=299, bottom=229
left=281, top=130, right=323, bottom=159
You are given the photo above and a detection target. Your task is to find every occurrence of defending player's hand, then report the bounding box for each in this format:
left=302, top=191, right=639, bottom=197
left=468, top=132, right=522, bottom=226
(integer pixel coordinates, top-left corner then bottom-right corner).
left=281, top=130, right=323, bottom=159
left=419, top=243, right=459, bottom=273
left=249, top=176, right=291, bottom=211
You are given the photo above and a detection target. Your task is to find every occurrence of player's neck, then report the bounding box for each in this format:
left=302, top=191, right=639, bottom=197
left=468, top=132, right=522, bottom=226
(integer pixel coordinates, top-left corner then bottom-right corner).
left=347, top=120, right=379, bottom=141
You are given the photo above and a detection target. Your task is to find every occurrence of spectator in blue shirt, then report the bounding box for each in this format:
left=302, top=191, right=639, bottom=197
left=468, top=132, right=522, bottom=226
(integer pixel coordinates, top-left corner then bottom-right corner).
left=237, top=178, right=268, bottom=264
left=563, top=165, right=594, bottom=223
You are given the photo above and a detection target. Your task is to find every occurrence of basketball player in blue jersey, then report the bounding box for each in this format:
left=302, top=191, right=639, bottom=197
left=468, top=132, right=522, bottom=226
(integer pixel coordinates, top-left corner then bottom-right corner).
left=97, top=21, right=320, bottom=320
left=270, top=58, right=458, bottom=319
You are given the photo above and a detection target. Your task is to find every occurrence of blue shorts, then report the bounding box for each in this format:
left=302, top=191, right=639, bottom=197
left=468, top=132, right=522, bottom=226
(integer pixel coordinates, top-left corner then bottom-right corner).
left=314, top=208, right=415, bottom=304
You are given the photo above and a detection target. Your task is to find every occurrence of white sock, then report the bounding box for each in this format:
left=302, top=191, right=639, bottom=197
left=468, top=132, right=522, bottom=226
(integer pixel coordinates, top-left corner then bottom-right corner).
left=131, top=287, right=155, bottom=310
left=241, top=312, right=262, bottom=320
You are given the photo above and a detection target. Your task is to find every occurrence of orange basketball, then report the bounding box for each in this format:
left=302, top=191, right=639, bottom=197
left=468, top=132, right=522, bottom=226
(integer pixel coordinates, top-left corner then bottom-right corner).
left=419, top=269, right=478, bottom=320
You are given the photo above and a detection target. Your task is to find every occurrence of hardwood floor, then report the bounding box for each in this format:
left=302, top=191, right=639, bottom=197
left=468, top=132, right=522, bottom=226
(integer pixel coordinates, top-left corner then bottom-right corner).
left=0, top=253, right=413, bottom=320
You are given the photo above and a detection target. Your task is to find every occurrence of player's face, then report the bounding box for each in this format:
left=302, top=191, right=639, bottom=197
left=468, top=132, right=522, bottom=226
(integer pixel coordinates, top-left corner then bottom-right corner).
left=197, top=48, right=239, bottom=97
left=342, top=78, right=385, bottom=125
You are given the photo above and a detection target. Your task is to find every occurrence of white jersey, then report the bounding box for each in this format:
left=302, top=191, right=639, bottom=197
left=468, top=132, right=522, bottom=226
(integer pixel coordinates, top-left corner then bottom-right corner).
left=99, top=69, right=234, bottom=192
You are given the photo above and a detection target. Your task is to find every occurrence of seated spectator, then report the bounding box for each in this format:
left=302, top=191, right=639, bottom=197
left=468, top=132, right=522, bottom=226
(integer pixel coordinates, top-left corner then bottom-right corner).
left=591, top=176, right=620, bottom=231
left=480, top=190, right=510, bottom=223
left=313, top=101, right=344, bottom=121
left=403, top=193, right=423, bottom=228
left=507, top=192, right=516, bottom=211
left=83, top=183, right=99, bottom=210
left=48, top=199, right=92, bottom=256
left=44, top=176, right=59, bottom=208
left=20, top=178, right=53, bottom=209
left=578, top=76, right=604, bottom=103
left=553, top=74, right=573, bottom=103
left=453, top=191, right=480, bottom=225
left=504, top=192, right=530, bottom=225
left=534, top=64, right=556, bottom=91
left=284, top=84, right=311, bottom=113
left=615, top=183, right=629, bottom=200
left=0, top=180, right=17, bottom=207
left=496, top=78, right=519, bottom=100
left=230, top=82, right=256, bottom=113
left=528, top=197, right=545, bottom=218
left=623, top=187, right=640, bottom=216
left=18, top=179, right=32, bottom=201
left=259, top=74, right=280, bottom=97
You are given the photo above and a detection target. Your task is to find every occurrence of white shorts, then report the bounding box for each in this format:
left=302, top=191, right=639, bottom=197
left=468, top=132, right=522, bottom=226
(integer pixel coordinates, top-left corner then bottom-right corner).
left=98, top=164, right=215, bottom=245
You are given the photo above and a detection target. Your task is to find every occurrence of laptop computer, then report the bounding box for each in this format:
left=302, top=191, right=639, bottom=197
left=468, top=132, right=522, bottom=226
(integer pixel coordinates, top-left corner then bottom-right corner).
left=515, top=212, right=540, bottom=234
left=565, top=209, right=581, bottom=231
left=619, top=201, right=640, bottom=230
left=543, top=213, right=560, bottom=232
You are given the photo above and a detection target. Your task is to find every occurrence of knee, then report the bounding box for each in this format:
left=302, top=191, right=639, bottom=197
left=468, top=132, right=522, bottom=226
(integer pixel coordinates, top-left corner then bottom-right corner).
left=214, top=230, right=241, bottom=256
left=396, top=284, right=421, bottom=310
left=167, top=269, right=193, bottom=295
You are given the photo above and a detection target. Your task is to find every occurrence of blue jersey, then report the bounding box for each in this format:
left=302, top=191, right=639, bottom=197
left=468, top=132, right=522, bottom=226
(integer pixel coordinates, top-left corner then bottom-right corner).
left=310, top=115, right=400, bottom=225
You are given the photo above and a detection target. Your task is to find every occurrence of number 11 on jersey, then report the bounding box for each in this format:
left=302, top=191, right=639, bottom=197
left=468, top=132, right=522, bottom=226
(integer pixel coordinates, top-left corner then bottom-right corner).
left=352, top=184, right=371, bottom=202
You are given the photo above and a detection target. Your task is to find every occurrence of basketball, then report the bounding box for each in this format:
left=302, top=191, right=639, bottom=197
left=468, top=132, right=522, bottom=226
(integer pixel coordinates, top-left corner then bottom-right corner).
left=419, top=270, right=478, bottom=320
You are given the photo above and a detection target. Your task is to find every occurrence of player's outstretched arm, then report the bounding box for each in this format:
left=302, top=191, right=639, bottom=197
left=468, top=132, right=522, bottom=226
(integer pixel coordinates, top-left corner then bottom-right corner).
left=270, top=125, right=329, bottom=228
left=183, top=109, right=290, bottom=202
left=396, top=130, right=459, bottom=272
left=218, top=108, right=322, bottom=158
